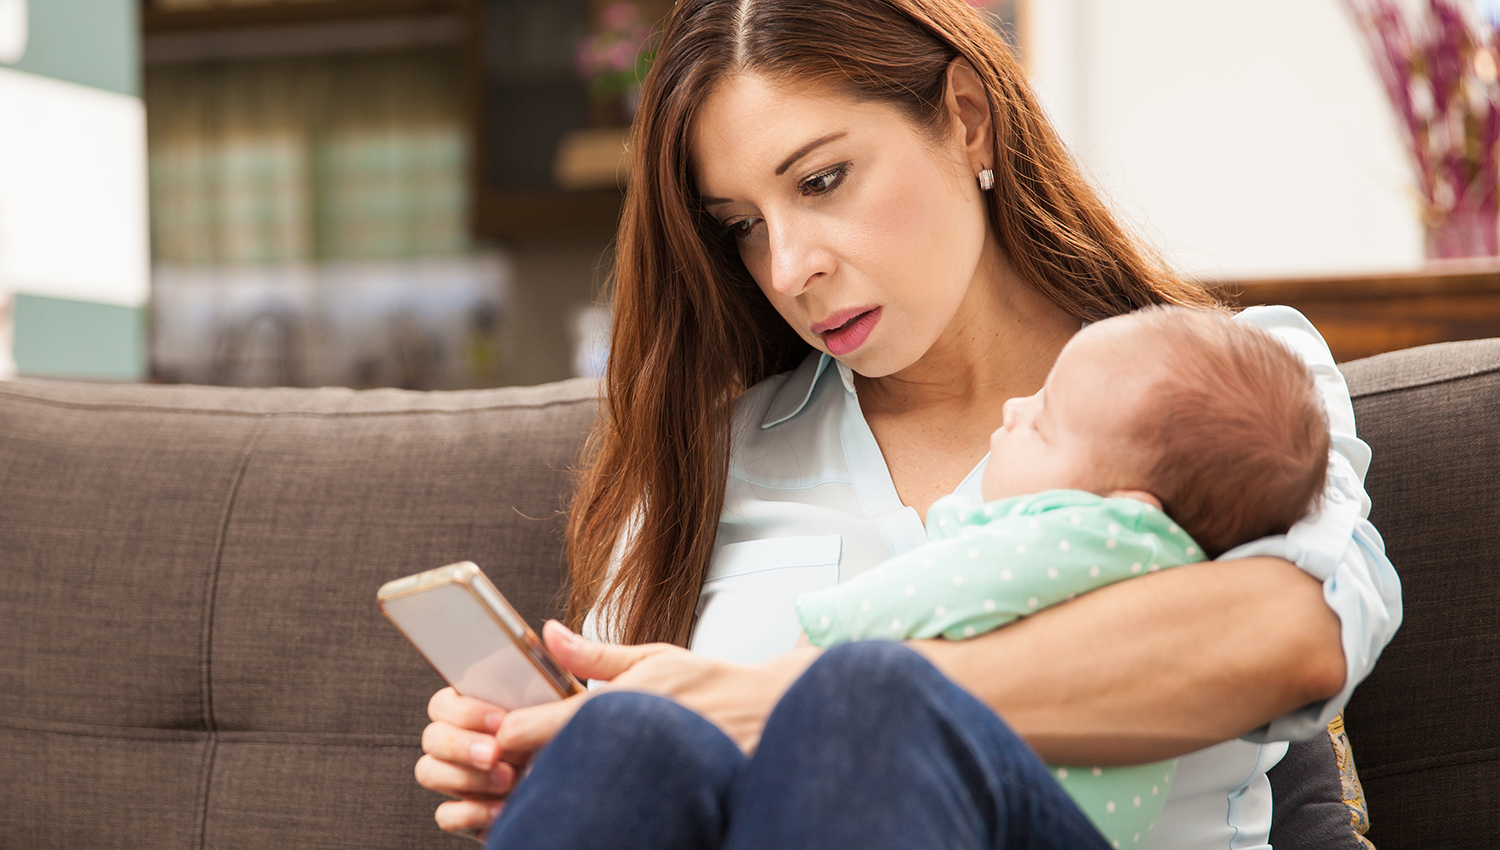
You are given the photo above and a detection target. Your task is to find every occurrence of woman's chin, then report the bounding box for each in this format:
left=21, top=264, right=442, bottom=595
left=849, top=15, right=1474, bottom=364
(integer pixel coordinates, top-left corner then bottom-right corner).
left=829, top=351, right=898, bottom=381
left=815, top=331, right=931, bottom=382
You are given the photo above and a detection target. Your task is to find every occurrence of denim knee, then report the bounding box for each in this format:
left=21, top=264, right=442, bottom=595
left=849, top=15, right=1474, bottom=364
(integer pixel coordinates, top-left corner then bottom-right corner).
left=570, top=691, right=703, bottom=751
left=563, top=690, right=743, bottom=777
left=570, top=690, right=680, bottom=730
left=492, top=692, right=745, bottom=850
left=795, top=640, right=947, bottom=705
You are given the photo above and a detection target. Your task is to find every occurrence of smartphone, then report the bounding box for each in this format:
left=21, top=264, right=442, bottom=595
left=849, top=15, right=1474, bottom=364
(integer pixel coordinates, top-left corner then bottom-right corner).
left=378, top=562, right=584, bottom=710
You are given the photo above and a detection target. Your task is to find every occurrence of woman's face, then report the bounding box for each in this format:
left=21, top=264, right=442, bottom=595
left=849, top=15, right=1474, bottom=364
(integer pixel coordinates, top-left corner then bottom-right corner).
left=690, top=73, right=994, bottom=379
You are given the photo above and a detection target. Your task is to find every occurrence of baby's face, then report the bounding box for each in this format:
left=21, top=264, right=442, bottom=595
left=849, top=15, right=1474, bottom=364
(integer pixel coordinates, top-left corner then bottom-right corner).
left=981, top=321, right=1156, bottom=502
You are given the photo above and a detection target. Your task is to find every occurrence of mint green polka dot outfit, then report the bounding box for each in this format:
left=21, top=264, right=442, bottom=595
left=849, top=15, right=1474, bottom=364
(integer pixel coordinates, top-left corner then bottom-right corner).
left=795, top=489, right=1202, bottom=849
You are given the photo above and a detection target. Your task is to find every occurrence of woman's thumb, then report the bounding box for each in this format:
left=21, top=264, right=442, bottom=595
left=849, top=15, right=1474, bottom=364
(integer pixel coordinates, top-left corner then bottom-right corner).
left=541, top=620, right=660, bottom=682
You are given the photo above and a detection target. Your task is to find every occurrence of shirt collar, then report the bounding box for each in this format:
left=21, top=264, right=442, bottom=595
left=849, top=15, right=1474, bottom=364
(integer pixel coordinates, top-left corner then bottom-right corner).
left=761, top=352, right=855, bottom=429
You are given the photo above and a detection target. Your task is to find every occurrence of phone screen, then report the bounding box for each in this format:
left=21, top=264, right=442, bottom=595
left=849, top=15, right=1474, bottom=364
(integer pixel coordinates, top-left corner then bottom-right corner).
left=381, top=577, right=568, bottom=710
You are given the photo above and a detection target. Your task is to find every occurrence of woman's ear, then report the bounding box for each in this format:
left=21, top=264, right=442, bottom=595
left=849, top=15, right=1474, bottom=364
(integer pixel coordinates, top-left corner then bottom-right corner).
left=943, top=57, right=994, bottom=177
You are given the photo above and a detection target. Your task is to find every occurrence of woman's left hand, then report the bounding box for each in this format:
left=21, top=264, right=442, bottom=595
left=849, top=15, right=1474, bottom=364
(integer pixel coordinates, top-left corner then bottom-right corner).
left=498, top=621, right=823, bottom=756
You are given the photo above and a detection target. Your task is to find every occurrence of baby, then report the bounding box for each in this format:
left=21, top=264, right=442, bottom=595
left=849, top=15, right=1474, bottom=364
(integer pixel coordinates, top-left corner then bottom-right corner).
left=794, top=305, right=1331, bottom=849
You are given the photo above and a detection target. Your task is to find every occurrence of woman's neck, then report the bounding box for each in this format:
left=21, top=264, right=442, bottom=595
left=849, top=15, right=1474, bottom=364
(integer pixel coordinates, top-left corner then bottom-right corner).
left=852, top=249, right=1080, bottom=516
left=856, top=253, right=1078, bottom=417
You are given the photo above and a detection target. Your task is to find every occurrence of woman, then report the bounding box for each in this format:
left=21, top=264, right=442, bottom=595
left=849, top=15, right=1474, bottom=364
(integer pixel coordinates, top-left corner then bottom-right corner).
left=417, top=0, right=1401, bottom=845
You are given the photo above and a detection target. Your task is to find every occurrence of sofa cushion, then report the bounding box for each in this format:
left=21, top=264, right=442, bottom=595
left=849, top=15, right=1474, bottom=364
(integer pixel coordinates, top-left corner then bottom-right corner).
left=1340, top=337, right=1500, bottom=849
left=0, top=378, right=597, bottom=849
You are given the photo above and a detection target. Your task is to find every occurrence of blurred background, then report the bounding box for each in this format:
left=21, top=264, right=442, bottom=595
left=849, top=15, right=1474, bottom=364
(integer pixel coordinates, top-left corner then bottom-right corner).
left=0, top=0, right=1496, bottom=386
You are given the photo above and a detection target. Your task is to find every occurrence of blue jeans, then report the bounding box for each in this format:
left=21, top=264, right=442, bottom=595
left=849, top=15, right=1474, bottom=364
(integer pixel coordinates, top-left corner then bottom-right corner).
left=487, top=641, right=1110, bottom=850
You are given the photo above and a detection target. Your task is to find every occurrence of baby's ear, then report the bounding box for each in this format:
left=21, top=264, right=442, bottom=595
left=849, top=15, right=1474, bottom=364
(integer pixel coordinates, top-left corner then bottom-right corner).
left=1106, top=489, right=1163, bottom=511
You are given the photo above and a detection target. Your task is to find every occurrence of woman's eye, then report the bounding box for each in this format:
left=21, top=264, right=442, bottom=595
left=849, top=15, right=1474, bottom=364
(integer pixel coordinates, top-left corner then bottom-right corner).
left=721, top=218, right=759, bottom=241
left=800, top=163, right=849, bottom=196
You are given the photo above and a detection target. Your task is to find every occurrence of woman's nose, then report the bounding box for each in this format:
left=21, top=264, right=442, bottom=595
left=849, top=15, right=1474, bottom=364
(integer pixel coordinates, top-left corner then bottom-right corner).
left=766, top=218, right=829, bottom=298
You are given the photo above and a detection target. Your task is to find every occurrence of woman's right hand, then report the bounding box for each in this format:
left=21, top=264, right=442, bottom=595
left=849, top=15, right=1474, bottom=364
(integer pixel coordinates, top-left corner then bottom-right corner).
left=415, top=687, right=520, bottom=840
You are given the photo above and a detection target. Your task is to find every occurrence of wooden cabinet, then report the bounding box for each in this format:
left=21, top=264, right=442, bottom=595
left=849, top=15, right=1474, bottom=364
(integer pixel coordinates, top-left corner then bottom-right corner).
left=1220, top=262, right=1500, bottom=362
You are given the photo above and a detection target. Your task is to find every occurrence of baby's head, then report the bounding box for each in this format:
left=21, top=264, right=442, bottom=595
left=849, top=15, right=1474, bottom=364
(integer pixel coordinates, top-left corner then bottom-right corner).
left=981, top=306, right=1330, bottom=557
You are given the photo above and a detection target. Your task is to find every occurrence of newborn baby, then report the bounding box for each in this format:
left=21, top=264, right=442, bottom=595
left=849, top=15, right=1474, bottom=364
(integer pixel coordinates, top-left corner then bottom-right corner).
left=795, top=305, right=1331, bottom=848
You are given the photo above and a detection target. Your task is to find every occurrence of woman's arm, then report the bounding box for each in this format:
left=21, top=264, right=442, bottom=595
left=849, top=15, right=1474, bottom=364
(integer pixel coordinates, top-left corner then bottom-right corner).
left=910, top=554, right=1344, bottom=764
left=494, top=557, right=1340, bottom=767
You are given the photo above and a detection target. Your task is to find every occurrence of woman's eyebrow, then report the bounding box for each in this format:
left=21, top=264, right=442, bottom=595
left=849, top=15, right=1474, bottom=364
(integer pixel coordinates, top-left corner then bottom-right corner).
left=776, top=131, right=848, bottom=176
left=701, top=131, right=849, bottom=209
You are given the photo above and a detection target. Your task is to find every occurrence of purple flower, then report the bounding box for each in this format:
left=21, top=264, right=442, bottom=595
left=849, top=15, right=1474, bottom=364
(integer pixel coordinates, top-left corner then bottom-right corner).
left=1343, top=0, right=1500, bottom=229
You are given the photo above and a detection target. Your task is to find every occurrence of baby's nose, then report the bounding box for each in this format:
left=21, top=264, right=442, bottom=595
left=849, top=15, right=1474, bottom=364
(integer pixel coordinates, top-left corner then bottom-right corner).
left=1001, top=396, right=1024, bottom=428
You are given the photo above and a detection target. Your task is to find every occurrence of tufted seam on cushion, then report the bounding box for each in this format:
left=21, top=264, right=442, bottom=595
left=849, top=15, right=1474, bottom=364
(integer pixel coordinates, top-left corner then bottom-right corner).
left=197, top=419, right=262, bottom=850
left=0, top=715, right=208, bottom=741
left=204, top=420, right=265, bottom=734
left=193, top=735, right=217, bottom=850
left=1356, top=745, right=1500, bottom=780
left=0, top=715, right=422, bottom=748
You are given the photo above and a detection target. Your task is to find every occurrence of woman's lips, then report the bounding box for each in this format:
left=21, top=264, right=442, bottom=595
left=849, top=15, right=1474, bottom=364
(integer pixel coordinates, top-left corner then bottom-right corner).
left=818, top=307, right=881, bottom=357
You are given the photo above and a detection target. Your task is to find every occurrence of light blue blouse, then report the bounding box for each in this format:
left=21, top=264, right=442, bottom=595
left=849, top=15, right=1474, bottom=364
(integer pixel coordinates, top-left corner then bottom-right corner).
left=680, top=305, right=1401, bottom=850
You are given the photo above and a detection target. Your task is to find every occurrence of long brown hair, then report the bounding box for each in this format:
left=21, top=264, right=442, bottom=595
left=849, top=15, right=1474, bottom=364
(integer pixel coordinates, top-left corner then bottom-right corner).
left=565, top=0, right=1221, bottom=647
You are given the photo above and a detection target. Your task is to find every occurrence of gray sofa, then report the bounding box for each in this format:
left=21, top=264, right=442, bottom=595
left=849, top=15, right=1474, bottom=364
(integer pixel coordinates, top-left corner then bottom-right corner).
left=1, top=337, right=1496, bottom=849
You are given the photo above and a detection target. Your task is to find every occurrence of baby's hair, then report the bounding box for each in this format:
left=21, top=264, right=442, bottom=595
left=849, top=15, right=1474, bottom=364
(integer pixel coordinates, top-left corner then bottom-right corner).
left=1122, top=307, right=1330, bottom=558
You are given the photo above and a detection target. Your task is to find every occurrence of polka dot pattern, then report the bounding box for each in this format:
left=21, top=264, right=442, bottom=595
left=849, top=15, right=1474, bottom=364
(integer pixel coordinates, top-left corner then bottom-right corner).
left=789, top=490, right=1192, bottom=848
left=1051, top=759, right=1176, bottom=849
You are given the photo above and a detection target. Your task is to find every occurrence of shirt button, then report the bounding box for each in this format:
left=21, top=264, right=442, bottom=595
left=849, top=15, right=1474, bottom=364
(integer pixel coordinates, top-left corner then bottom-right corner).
left=1326, top=488, right=1345, bottom=504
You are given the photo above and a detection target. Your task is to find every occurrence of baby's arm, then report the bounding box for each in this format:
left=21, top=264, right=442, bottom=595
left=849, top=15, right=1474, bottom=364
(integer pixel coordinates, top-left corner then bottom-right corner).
left=798, top=532, right=1020, bottom=646
left=797, top=495, right=1198, bottom=647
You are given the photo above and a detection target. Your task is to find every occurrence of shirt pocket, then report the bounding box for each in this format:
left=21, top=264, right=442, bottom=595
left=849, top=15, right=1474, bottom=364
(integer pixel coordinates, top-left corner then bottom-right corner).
left=691, top=535, right=842, bottom=666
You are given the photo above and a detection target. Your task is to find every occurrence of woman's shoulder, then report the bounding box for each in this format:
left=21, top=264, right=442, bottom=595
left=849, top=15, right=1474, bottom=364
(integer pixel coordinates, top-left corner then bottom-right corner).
left=1233, top=305, right=1331, bottom=363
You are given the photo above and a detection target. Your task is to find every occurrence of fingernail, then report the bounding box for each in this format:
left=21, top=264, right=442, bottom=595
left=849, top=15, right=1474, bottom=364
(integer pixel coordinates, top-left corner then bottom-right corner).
left=490, top=763, right=513, bottom=791
left=484, top=712, right=503, bottom=733
left=469, top=740, right=495, bottom=766
left=549, top=620, right=577, bottom=647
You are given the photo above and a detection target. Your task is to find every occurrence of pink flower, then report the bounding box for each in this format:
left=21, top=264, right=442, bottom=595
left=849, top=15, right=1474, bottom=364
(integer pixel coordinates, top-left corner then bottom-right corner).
left=601, top=2, right=639, bottom=32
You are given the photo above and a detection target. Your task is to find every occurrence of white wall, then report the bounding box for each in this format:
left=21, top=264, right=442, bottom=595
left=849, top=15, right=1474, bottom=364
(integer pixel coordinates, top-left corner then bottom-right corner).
left=1025, top=0, right=1425, bottom=279
left=0, top=66, right=150, bottom=307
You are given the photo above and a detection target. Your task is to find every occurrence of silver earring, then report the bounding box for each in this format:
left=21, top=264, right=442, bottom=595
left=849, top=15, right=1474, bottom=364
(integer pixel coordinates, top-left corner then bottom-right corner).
left=977, top=168, right=995, bottom=190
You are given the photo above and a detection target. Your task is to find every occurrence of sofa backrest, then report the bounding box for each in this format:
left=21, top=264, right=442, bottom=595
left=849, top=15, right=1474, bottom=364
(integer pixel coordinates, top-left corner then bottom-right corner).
left=0, top=379, right=597, bottom=849
left=2, top=336, right=1495, bottom=849
left=1340, top=337, right=1500, bottom=848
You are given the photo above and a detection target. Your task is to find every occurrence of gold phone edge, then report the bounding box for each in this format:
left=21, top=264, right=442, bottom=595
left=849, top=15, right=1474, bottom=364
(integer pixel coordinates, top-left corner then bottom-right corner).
left=377, top=561, right=584, bottom=699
